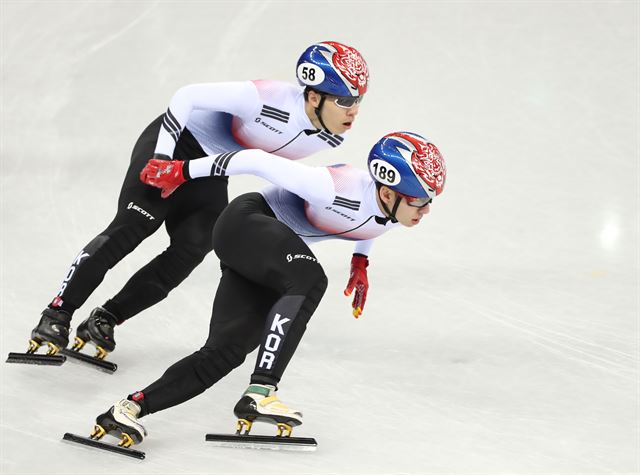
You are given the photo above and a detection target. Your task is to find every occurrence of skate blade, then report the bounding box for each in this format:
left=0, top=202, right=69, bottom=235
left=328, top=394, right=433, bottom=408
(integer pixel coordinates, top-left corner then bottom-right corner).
left=205, top=433, right=317, bottom=452
left=62, top=432, right=145, bottom=459
left=6, top=352, right=66, bottom=366
left=60, top=349, right=117, bottom=373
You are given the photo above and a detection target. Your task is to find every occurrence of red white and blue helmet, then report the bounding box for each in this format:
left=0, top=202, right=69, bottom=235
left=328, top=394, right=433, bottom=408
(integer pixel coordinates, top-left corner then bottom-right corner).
left=296, top=41, right=369, bottom=97
left=368, top=132, right=446, bottom=199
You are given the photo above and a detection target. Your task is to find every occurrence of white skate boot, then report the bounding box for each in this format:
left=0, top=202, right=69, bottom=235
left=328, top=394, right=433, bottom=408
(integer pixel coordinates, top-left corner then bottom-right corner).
left=92, top=399, right=147, bottom=448
left=233, top=384, right=303, bottom=437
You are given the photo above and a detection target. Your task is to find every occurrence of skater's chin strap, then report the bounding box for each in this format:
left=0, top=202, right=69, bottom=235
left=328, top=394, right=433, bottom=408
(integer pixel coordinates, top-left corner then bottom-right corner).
left=376, top=185, right=400, bottom=224
left=314, top=93, right=332, bottom=134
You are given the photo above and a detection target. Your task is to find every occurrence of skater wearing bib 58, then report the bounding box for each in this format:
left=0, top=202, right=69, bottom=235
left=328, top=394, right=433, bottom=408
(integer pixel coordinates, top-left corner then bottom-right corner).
left=18, top=42, right=368, bottom=369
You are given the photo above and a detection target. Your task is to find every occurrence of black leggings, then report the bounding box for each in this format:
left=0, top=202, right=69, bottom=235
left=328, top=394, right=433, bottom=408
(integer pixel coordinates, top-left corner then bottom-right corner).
left=138, top=193, right=328, bottom=415
left=49, top=115, right=228, bottom=322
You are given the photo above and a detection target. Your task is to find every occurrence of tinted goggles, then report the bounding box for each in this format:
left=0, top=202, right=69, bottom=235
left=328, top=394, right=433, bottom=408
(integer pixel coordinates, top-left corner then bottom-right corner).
left=332, top=95, right=363, bottom=109
left=399, top=193, right=432, bottom=208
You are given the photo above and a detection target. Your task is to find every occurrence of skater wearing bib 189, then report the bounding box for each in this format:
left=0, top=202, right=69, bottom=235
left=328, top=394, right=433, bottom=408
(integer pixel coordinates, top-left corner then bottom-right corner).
left=84, top=131, right=446, bottom=449
left=21, top=41, right=369, bottom=365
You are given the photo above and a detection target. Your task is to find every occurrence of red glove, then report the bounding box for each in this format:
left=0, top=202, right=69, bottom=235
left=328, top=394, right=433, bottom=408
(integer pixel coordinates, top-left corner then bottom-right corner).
left=343, top=254, right=369, bottom=318
left=139, top=158, right=187, bottom=198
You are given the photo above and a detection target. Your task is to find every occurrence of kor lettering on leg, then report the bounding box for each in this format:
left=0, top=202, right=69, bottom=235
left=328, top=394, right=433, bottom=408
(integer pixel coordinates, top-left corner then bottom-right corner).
left=56, top=250, right=90, bottom=297
left=258, top=313, right=291, bottom=370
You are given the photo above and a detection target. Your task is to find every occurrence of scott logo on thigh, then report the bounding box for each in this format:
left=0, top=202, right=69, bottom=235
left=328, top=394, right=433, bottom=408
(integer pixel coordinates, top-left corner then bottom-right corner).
left=257, top=313, right=291, bottom=370
left=286, top=253, right=317, bottom=263
left=127, top=202, right=155, bottom=220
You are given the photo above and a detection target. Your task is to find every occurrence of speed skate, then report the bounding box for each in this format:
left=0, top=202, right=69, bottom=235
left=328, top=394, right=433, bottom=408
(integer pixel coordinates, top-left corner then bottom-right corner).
left=61, top=307, right=118, bottom=373
left=62, top=399, right=146, bottom=459
left=206, top=384, right=317, bottom=451
left=6, top=309, right=71, bottom=366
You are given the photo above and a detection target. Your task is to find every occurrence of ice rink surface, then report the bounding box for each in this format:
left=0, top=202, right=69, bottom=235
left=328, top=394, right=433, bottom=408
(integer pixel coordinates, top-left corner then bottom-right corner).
left=1, top=1, right=638, bottom=474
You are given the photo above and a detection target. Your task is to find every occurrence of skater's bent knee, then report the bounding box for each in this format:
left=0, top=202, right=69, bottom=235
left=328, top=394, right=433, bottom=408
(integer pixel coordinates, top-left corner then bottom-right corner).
left=171, top=242, right=212, bottom=266
left=99, top=222, right=158, bottom=253
left=288, top=267, right=328, bottom=298
left=193, top=345, right=246, bottom=387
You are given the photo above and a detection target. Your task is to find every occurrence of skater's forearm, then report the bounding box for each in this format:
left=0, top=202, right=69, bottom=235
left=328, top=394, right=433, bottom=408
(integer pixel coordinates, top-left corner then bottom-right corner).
left=187, top=149, right=335, bottom=206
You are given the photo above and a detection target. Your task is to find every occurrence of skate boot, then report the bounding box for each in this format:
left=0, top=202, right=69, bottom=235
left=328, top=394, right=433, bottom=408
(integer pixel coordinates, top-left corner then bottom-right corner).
left=72, top=307, right=117, bottom=359
left=28, top=308, right=72, bottom=355
left=233, top=384, right=303, bottom=437
left=92, top=399, right=147, bottom=448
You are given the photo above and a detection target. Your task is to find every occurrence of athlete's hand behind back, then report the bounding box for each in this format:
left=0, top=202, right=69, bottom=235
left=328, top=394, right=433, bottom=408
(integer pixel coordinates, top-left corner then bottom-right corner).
left=140, top=157, right=187, bottom=198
